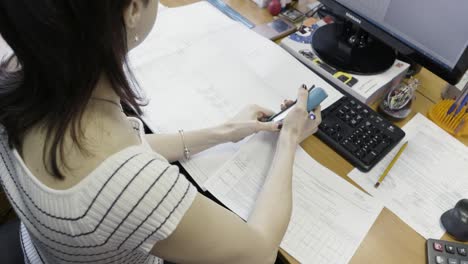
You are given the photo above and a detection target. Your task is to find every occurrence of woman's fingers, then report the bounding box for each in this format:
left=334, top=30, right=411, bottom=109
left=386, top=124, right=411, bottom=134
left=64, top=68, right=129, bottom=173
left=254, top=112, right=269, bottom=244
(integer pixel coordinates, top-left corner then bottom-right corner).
left=255, top=121, right=281, bottom=132
left=253, top=105, right=275, bottom=120
left=281, top=99, right=295, bottom=110
left=296, top=85, right=308, bottom=111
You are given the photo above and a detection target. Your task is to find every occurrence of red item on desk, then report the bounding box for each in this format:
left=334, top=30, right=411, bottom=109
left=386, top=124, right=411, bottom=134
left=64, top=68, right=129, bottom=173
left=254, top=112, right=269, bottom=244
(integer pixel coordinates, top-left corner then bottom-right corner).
left=268, top=0, right=281, bottom=16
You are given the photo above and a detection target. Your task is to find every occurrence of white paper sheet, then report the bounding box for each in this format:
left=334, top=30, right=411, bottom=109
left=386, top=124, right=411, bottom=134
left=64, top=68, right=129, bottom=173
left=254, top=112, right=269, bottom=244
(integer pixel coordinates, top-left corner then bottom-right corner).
left=205, top=133, right=383, bottom=264
left=348, top=113, right=468, bottom=239
left=128, top=2, right=342, bottom=188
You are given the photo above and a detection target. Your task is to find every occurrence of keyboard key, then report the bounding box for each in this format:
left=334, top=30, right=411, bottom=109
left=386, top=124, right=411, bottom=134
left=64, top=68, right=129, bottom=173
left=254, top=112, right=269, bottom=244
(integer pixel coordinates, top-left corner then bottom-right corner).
left=334, top=133, right=343, bottom=141
left=448, top=258, right=458, bottom=264
left=316, top=95, right=406, bottom=172
left=446, top=245, right=456, bottom=254
left=458, top=247, right=467, bottom=256
left=436, top=256, right=446, bottom=264
left=461, top=260, right=468, bottom=264
left=374, top=141, right=389, bottom=154
left=434, top=242, right=444, bottom=252
left=368, top=139, right=377, bottom=147
left=363, top=151, right=378, bottom=165
left=342, top=140, right=358, bottom=153
left=356, top=150, right=366, bottom=158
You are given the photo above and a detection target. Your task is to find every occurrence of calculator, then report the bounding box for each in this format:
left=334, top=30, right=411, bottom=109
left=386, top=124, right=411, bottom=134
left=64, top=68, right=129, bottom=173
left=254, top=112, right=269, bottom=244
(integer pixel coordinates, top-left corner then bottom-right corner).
left=427, top=239, right=468, bottom=264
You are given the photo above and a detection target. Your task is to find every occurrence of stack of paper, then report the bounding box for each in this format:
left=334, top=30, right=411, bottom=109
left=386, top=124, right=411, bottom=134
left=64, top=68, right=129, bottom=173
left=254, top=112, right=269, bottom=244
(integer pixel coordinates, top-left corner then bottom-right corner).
left=128, top=2, right=342, bottom=188
left=349, top=113, right=468, bottom=239
left=205, top=133, right=383, bottom=264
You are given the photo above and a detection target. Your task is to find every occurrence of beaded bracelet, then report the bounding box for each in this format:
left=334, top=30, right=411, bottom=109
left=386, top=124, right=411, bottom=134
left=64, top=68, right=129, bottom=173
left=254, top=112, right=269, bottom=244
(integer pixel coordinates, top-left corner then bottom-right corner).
left=178, top=129, right=191, bottom=160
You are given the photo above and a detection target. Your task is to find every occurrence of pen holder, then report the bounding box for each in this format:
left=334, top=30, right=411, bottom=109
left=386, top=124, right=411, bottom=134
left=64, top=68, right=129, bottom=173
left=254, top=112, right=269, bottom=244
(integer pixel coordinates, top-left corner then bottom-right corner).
left=428, top=99, right=468, bottom=137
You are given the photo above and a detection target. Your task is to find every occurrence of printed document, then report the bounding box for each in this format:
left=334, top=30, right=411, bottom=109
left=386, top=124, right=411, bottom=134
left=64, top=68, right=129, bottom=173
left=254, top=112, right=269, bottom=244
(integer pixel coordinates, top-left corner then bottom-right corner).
left=349, top=113, right=468, bottom=239
left=128, top=2, right=342, bottom=188
left=205, top=132, right=383, bottom=264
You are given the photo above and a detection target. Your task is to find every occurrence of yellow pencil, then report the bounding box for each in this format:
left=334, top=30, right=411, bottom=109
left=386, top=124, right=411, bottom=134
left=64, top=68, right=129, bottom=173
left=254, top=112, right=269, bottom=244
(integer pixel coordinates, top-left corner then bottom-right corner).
left=374, top=141, right=408, bottom=188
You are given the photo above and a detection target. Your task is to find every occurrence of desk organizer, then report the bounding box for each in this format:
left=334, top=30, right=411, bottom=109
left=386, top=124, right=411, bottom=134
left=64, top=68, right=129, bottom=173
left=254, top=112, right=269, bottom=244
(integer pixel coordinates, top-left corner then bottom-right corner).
left=428, top=99, right=468, bottom=137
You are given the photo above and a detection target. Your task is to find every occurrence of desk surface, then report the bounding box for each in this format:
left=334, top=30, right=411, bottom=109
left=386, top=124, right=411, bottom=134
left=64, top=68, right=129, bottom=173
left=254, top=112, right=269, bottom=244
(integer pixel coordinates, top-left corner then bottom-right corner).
left=161, top=0, right=468, bottom=263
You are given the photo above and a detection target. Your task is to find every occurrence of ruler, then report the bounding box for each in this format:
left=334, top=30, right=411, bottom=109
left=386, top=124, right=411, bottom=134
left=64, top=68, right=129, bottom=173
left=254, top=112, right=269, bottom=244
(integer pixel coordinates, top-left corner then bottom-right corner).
left=207, top=0, right=255, bottom=29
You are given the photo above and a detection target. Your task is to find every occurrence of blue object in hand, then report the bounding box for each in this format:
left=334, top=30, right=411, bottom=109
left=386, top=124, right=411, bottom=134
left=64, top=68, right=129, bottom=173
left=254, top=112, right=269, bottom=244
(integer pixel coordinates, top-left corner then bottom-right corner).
left=268, top=86, right=328, bottom=122
left=307, top=87, right=328, bottom=112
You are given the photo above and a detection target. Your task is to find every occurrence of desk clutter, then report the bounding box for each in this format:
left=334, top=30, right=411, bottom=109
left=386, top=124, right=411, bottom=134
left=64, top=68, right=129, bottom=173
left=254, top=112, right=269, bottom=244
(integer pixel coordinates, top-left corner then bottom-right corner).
left=130, top=2, right=468, bottom=263
left=279, top=17, right=410, bottom=105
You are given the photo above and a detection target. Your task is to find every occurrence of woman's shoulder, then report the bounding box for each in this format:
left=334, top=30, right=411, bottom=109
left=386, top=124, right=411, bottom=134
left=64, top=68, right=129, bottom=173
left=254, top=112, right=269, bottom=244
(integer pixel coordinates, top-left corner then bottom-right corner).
left=19, top=114, right=150, bottom=190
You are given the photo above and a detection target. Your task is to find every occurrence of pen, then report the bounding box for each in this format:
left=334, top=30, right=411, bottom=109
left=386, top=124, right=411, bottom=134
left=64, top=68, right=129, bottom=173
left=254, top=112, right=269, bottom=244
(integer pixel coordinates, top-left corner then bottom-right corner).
left=454, top=110, right=468, bottom=135
left=448, top=82, right=468, bottom=115
left=454, top=93, right=468, bottom=116
left=374, top=141, right=408, bottom=188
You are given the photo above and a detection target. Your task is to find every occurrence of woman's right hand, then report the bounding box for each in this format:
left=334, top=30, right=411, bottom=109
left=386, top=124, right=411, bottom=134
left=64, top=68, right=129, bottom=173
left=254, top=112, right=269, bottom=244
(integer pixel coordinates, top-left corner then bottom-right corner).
left=281, top=85, right=322, bottom=143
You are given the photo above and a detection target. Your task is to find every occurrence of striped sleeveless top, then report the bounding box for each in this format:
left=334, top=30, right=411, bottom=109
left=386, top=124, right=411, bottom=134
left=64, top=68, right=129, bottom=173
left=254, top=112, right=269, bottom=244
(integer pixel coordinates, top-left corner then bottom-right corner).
left=0, top=118, right=197, bottom=264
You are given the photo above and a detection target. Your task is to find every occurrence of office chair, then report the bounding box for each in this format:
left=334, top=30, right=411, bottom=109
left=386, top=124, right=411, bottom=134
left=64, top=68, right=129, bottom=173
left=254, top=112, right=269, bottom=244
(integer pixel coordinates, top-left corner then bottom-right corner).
left=0, top=218, right=24, bottom=264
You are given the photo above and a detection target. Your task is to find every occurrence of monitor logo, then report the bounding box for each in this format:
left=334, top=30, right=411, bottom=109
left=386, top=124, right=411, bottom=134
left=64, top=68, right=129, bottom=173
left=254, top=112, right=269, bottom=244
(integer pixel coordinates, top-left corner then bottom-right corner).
left=345, top=12, right=361, bottom=24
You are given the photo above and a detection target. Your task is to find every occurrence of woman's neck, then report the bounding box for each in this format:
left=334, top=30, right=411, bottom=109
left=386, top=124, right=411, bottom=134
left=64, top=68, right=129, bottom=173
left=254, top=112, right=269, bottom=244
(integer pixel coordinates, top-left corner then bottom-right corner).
left=91, top=73, right=121, bottom=102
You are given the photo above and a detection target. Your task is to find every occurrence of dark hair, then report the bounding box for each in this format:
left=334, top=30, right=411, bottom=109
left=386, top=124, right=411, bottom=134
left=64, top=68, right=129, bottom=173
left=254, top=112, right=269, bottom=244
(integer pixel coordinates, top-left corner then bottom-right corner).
left=0, top=0, right=149, bottom=179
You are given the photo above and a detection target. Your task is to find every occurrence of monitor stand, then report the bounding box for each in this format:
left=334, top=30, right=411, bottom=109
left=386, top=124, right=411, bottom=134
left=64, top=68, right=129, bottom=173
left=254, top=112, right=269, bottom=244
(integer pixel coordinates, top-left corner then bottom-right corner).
left=312, top=21, right=396, bottom=75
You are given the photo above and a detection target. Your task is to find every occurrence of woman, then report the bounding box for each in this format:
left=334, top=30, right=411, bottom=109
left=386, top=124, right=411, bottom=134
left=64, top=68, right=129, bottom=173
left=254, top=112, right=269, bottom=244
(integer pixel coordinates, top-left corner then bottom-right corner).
left=0, top=0, right=321, bottom=263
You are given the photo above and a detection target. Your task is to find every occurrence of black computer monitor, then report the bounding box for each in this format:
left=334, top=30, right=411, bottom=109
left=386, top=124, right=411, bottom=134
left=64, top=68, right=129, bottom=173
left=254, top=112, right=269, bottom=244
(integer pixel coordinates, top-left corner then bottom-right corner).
left=313, top=0, right=468, bottom=85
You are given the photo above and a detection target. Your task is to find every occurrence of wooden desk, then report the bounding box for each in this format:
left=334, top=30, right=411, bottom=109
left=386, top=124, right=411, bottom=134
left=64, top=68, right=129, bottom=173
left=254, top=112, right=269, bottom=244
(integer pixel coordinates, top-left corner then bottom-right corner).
left=162, top=0, right=468, bottom=263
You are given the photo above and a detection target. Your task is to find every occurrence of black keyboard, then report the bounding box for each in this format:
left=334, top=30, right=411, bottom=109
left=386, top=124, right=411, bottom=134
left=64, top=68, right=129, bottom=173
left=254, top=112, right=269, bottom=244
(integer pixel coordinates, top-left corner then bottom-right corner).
left=316, top=96, right=405, bottom=172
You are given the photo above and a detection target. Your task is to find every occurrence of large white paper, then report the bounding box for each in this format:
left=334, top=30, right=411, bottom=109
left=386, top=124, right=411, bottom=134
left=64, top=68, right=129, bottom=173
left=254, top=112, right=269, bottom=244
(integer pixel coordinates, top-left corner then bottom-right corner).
left=348, top=113, right=468, bottom=239
left=128, top=2, right=342, bottom=188
left=205, top=133, right=383, bottom=264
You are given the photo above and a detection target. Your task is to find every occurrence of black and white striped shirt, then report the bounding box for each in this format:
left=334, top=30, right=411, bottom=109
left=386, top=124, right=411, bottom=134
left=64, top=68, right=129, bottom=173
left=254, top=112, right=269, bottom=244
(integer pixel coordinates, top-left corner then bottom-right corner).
left=0, top=118, right=197, bottom=264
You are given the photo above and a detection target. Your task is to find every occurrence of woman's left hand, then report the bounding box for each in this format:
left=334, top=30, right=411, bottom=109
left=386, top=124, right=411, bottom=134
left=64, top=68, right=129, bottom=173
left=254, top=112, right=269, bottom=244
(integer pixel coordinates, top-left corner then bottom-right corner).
left=223, top=104, right=281, bottom=143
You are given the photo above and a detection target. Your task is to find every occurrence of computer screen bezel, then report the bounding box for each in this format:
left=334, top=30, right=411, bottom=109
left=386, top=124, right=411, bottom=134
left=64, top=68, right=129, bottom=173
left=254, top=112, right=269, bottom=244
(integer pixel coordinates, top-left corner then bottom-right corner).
left=319, top=0, right=468, bottom=85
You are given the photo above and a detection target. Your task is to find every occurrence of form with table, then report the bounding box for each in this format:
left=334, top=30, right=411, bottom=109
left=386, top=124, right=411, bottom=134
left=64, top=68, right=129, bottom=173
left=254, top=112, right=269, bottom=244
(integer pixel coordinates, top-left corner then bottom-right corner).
left=137, top=0, right=468, bottom=263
